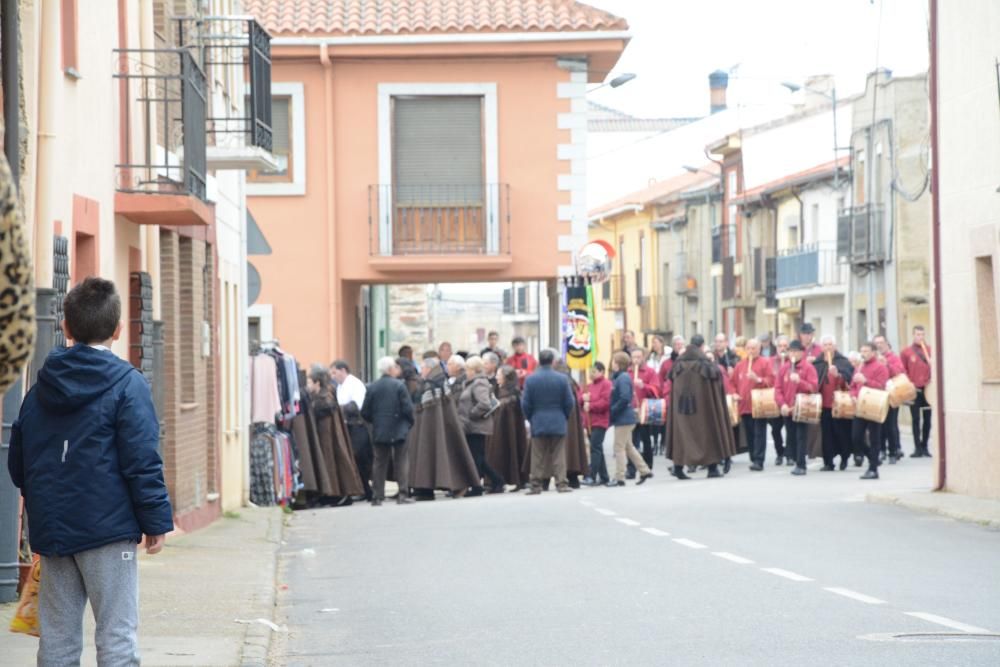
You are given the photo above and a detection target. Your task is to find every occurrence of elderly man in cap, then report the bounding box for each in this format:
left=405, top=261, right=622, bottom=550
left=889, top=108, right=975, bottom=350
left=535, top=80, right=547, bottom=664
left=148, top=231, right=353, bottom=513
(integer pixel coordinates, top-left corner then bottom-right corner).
left=798, top=323, right=823, bottom=362
left=776, top=340, right=818, bottom=475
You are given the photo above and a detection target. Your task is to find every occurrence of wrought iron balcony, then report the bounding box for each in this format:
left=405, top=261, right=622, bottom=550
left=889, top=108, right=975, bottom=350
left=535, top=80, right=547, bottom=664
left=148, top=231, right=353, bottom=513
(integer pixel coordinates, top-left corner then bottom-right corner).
left=776, top=241, right=846, bottom=293
left=114, top=48, right=208, bottom=202
left=837, top=204, right=887, bottom=266
left=175, top=16, right=274, bottom=169
left=368, top=184, right=511, bottom=257
left=601, top=275, right=625, bottom=310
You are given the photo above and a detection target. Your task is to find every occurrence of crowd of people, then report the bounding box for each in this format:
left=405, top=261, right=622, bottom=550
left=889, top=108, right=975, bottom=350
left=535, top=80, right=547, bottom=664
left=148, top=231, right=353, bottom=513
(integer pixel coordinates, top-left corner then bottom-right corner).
left=306, top=323, right=934, bottom=507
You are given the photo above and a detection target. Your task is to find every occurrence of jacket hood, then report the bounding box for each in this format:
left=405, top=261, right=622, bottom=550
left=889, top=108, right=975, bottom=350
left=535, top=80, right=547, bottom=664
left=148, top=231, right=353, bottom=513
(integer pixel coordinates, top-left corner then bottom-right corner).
left=36, top=345, right=136, bottom=414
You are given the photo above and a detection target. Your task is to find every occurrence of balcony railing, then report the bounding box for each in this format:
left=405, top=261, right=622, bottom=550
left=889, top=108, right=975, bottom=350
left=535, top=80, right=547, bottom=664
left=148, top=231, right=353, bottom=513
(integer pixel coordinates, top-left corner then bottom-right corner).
left=114, top=48, right=208, bottom=201
left=601, top=275, right=625, bottom=310
left=765, top=256, right=778, bottom=309
left=776, top=241, right=846, bottom=292
left=368, top=184, right=510, bottom=256
left=711, top=224, right=736, bottom=264
left=838, top=204, right=887, bottom=265
left=175, top=16, right=273, bottom=152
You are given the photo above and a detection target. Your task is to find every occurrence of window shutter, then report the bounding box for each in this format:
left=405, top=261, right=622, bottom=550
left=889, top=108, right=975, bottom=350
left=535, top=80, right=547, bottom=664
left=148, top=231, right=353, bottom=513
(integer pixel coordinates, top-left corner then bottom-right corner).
left=392, top=96, right=483, bottom=204
left=602, top=280, right=610, bottom=300
left=502, top=288, right=512, bottom=314
left=270, top=98, right=290, bottom=156
left=753, top=247, right=763, bottom=292
left=837, top=209, right=852, bottom=260
left=517, top=286, right=527, bottom=313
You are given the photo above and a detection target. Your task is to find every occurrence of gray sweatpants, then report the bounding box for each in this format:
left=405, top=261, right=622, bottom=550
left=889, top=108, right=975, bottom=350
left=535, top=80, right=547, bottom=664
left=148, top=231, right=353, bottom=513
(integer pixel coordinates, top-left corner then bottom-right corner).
left=38, top=540, right=140, bottom=667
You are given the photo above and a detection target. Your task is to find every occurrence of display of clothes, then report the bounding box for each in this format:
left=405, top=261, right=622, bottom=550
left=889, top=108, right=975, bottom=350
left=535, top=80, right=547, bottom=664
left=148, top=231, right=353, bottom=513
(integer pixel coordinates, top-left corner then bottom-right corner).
left=250, top=424, right=299, bottom=506
left=249, top=343, right=303, bottom=507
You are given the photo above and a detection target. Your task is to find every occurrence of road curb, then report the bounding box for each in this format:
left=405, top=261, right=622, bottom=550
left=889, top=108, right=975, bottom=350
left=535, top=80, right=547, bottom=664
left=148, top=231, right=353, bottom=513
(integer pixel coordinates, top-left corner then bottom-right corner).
left=239, top=508, right=286, bottom=667
left=866, top=492, right=1000, bottom=531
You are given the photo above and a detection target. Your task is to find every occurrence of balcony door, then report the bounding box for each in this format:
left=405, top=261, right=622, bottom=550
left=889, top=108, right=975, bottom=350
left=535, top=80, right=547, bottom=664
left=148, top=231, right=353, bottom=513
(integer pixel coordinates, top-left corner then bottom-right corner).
left=390, top=95, right=487, bottom=255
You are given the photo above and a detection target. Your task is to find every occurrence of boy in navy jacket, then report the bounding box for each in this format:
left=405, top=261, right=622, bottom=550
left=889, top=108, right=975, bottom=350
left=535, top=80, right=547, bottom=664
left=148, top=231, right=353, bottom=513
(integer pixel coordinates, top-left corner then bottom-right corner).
left=8, top=277, right=173, bottom=665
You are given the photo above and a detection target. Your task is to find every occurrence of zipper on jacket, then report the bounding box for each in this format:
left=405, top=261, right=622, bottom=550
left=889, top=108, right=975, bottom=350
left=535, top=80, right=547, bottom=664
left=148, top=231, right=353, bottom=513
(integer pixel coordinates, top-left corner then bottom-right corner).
left=61, top=440, right=68, bottom=463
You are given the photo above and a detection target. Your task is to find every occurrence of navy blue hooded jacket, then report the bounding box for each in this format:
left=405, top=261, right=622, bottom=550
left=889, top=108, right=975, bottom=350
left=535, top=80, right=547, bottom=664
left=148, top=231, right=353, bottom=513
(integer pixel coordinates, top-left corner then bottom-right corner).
left=610, top=371, right=638, bottom=426
left=7, top=345, right=173, bottom=556
left=521, top=366, right=575, bottom=437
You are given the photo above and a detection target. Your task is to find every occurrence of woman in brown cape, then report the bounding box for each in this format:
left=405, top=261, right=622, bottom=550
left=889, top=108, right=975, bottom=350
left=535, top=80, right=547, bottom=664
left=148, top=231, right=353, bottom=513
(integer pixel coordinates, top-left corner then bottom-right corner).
left=307, top=366, right=365, bottom=502
left=488, top=366, right=529, bottom=488
left=665, top=334, right=737, bottom=479
left=407, top=383, right=481, bottom=497
left=290, top=367, right=337, bottom=507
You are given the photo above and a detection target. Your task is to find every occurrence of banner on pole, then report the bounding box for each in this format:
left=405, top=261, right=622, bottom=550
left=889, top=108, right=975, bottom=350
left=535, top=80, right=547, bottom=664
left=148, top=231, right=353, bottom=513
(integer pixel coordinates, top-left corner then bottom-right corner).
left=564, top=281, right=593, bottom=371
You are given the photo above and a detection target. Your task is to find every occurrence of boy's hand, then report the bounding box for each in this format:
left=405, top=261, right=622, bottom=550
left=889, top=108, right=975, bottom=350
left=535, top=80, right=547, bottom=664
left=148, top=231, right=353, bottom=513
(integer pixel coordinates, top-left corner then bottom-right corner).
left=144, top=534, right=167, bottom=555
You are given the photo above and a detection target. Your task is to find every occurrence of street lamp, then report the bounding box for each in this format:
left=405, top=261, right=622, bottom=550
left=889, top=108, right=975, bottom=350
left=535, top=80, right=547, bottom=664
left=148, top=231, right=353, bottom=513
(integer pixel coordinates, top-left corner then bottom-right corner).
left=587, top=72, right=637, bottom=93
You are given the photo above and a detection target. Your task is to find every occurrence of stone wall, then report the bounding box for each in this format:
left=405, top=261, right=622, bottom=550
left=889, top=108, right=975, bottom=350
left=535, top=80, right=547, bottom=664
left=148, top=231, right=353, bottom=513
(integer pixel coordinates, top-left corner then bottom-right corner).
left=388, top=284, right=430, bottom=354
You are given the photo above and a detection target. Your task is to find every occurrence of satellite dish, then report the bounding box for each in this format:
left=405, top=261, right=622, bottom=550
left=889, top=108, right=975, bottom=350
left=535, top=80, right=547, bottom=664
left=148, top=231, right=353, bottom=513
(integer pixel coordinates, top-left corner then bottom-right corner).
left=576, top=240, right=616, bottom=283
left=247, top=262, right=261, bottom=306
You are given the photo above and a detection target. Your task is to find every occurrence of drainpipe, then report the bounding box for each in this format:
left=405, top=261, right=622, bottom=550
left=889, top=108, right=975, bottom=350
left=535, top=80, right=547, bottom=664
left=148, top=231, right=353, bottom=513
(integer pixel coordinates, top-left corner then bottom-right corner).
left=320, top=45, right=339, bottom=362
left=928, top=0, right=946, bottom=491
left=33, top=0, right=60, bottom=288
left=792, top=187, right=806, bottom=324
left=139, top=0, right=160, bottom=318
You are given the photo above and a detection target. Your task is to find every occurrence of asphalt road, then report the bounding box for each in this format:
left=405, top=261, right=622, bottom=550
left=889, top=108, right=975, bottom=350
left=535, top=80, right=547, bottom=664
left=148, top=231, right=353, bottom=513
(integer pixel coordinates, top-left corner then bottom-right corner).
left=272, top=446, right=1000, bottom=666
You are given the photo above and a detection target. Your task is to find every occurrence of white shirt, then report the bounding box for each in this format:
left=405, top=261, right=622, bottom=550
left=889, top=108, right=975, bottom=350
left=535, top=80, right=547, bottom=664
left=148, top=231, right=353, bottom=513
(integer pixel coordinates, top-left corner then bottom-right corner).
left=336, top=374, right=367, bottom=409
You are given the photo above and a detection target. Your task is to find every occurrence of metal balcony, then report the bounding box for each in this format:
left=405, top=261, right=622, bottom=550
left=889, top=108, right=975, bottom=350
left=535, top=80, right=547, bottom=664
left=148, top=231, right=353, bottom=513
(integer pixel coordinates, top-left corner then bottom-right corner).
left=776, top=242, right=846, bottom=293
left=838, top=204, right=887, bottom=266
left=601, top=275, right=625, bottom=310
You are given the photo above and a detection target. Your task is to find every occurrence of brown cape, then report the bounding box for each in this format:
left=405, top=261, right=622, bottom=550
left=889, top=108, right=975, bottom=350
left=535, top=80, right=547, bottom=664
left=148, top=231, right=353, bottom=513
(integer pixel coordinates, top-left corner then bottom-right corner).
left=487, top=396, right=529, bottom=486
left=665, top=348, right=737, bottom=466
left=408, top=390, right=481, bottom=491
left=291, top=395, right=336, bottom=497
left=312, top=392, right=365, bottom=497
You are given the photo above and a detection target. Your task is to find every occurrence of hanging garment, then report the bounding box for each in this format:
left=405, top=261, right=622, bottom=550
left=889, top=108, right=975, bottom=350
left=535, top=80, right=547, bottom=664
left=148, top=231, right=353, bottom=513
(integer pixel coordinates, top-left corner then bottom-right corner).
left=251, top=354, right=282, bottom=424
left=250, top=425, right=277, bottom=506
left=407, top=390, right=480, bottom=492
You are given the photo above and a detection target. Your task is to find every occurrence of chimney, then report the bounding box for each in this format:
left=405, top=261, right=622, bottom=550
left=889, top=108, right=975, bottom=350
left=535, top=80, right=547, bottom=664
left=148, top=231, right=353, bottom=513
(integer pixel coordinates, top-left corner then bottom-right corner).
left=709, top=70, right=729, bottom=114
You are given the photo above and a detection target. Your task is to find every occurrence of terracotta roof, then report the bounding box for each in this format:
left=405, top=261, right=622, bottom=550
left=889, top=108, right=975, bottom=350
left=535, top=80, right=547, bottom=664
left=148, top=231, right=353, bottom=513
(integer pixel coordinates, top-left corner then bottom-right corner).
left=245, top=0, right=629, bottom=37
left=589, top=165, right=720, bottom=220
left=733, top=157, right=850, bottom=206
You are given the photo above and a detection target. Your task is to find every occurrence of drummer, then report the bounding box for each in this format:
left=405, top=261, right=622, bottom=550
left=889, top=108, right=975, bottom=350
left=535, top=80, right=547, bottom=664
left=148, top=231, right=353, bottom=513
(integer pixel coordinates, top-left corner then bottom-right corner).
left=733, top=338, right=775, bottom=472
left=851, top=342, right=890, bottom=480
left=873, top=335, right=906, bottom=465
left=771, top=335, right=791, bottom=466
left=798, top=323, right=823, bottom=362
left=816, top=336, right=854, bottom=471
left=776, top=340, right=818, bottom=476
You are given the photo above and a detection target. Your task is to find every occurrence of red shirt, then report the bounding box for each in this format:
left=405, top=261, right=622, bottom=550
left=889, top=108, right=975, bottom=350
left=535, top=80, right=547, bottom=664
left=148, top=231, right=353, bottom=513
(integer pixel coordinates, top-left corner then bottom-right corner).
left=732, top=356, right=775, bottom=415
left=819, top=366, right=847, bottom=409
left=507, top=352, right=538, bottom=387
left=883, top=350, right=905, bottom=377
left=581, top=375, right=611, bottom=429
left=776, top=358, right=819, bottom=408
left=803, top=342, right=823, bottom=362
left=850, top=356, right=890, bottom=398
left=631, top=365, right=660, bottom=404
left=658, top=358, right=674, bottom=388
left=720, top=363, right=736, bottom=395
left=900, top=343, right=932, bottom=388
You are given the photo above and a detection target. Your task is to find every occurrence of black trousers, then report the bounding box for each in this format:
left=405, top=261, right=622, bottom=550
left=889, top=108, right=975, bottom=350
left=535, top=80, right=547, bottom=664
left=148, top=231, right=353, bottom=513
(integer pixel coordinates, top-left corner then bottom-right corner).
left=348, top=423, right=374, bottom=500
left=372, top=440, right=408, bottom=500
left=631, top=424, right=654, bottom=471
left=821, top=408, right=852, bottom=466
left=465, top=433, right=504, bottom=490
left=910, top=389, right=932, bottom=452
left=769, top=417, right=785, bottom=457
left=852, top=417, right=884, bottom=471
left=741, top=414, right=767, bottom=466
left=880, top=406, right=901, bottom=457
left=589, top=426, right=610, bottom=483
left=784, top=416, right=807, bottom=469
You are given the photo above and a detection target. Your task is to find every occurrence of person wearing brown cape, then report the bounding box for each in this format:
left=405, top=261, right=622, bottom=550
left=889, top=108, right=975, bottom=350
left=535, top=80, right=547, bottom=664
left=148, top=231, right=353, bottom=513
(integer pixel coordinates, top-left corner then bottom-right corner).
left=664, top=334, right=737, bottom=479
left=555, top=359, right=590, bottom=488
left=308, top=367, right=366, bottom=502
left=290, top=366, right=338, bottom=507
left=488, top=366, right=529, bottom=488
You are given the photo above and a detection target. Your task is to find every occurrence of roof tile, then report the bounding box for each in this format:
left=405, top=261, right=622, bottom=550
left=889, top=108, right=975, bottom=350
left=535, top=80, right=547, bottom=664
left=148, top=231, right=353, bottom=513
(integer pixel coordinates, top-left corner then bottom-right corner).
left=244, top=0, right=628, bottom=37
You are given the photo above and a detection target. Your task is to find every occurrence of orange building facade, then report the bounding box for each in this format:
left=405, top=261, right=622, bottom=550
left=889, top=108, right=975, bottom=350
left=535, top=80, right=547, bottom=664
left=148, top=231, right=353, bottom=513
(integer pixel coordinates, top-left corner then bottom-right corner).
left=245, top=1, right=629, bottom=369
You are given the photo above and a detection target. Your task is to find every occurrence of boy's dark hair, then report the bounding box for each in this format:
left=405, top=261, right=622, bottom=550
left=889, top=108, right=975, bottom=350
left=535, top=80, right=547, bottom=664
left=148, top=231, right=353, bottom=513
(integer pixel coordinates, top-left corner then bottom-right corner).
left=398, top=345, right=413, bottom=358
left=593, top=361, right=606, bottom=373
left=331, top=359, right=350, bottom=372
left=63, top=277, right=121, bottom=344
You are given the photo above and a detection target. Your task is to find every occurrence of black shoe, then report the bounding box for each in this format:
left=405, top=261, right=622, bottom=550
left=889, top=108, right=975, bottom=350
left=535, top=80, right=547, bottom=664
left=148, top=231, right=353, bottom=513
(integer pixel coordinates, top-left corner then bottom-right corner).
left=488, top=485, right=505, bottom=494
left=335, top=496, right=353, bottom=507
left=839, top=459, right=849, bottom=471
left=466, top=488, right=484, bottom=497
left=636, top=472, right=654, bottom=485
left=397, top=496, right=415, bottom=505
left=671, top=467, right=691, bottom=480
left=860, top=469, right=879, bottom=480
left=749, top=463, right=763, bottom=471
left=791, top=466, right=807, bottom=476
left=888, top=455, right=898, bottom=465
left=820, top=464, right=835, bottom=472
left=707, top=465, right=722, bottom=478
left=723, top=459, right=732, bottom=475
left=686, top=465, right=698, bottom=474
left=371, top=498, right=383, bottom=506
left=775, top=456, right=784, bottom=466
left=606, top=480, right=625, bottom=487
left=854, top=455, right=864, bottom=467
left=786, top=458, right=796, bottom=467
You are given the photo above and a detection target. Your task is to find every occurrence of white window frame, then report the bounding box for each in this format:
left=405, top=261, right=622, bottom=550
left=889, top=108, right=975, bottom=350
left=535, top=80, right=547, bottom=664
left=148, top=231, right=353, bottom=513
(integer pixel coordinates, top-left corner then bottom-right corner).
left=247, top=82, right=306, bottom=197
left=377, top=82, right=499, bottom=255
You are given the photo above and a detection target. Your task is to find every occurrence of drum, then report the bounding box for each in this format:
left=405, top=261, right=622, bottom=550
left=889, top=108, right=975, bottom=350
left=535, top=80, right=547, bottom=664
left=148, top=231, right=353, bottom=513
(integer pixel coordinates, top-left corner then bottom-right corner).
left=726, top=395, right=741, bottom=427
left=832, top=391, right=856, bottom=419
left=792, top=393, right=822, bottom=424
left=887, top=373, right=917, bottom=408
left=639, top=398, right=666, bottom=426
left=856, top=387, right=890, bottom=424
left=751, top=388, right=780, bottom=419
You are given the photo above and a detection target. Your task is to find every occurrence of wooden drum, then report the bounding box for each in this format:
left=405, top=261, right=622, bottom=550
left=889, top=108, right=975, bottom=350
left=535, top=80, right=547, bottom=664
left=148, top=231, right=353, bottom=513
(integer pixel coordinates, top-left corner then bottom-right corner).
left=639, top=398, right=667, bottom=426
left=792, top=393, right=822, bottom=424
left=726, top=395, right=741, bottom=427
left=751, top=388, right=780, bottom=419
left=887, top=373, right=917, bottom=408
left=856, top=387, right=890, bottom=424
left=832, top=391, right=856, bottom=419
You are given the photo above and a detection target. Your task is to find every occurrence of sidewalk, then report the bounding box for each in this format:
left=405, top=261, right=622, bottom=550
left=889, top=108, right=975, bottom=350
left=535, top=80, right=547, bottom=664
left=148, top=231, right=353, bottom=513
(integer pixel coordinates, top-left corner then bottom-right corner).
left=867, top=489, right=1000, bottom=530
left=0, top=506, right=284, bottom=666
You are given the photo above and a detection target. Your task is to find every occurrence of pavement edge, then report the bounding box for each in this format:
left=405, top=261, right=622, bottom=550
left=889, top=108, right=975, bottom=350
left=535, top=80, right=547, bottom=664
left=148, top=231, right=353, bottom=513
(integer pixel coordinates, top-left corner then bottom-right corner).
left=866, top=492, right=1000, bottom=531
left=238, top=508, right=286, bottom=667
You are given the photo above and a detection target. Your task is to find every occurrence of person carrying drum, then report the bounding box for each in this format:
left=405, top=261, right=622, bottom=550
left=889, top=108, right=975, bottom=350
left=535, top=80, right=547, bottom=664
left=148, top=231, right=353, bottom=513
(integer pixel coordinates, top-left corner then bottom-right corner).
left=815, top=335, right=855, bottom=471
left=733, top=338, right=775, bottom=472
left=851, top=342, right=890, bottom=480
left=776, top=340, right=818, bottom=476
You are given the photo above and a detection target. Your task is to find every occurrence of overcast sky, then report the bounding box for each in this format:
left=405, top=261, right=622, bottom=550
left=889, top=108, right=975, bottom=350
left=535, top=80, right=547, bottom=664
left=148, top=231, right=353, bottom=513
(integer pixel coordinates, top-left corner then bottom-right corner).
left=586, top=0, right=930, bottom=118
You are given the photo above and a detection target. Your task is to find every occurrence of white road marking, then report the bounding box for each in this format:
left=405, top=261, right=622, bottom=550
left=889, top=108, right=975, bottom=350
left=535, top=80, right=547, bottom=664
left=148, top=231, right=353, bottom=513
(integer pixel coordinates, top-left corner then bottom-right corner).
left=641, top=528, right=670, bottom=537
left=761, top=568, right=813, bottom=582
left=904, top=612, right=992, bottom=634
left=712, top=552, right=754, bottom=565
left=615, top=518, right=641, bottom=526
left=595, top=508, right=617, bottom=516
left=824, top=587, right=886, bottom=605
left=579, top=500, right=595, bottom=507
left=672, top=538, right=707, bottom=549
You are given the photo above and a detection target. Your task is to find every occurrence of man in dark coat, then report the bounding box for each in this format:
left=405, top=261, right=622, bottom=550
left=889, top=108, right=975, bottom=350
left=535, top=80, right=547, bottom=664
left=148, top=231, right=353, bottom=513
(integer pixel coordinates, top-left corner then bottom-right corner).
left=361, top=356, right=415, bottom=505
left=521, top=349, right=576, bottom=494
left=664, top=334, right=736, bottom=479
left=813, top=336, right=855, bottom=470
